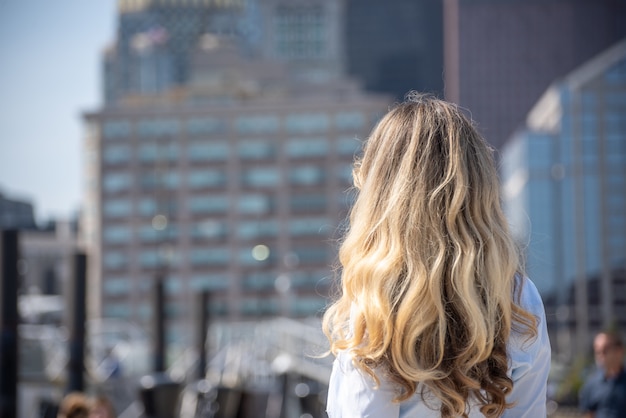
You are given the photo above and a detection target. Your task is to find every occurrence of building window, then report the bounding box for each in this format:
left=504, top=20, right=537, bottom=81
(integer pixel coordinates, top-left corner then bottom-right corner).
left=242, top=167, right=281, bottom=187
left=103, top=252, right=128, bottom=269
left=289, top=166, right=325, bottom=186
left=138, top=224, right=178, bottom=242
left=103, top=226, right=132, bottom=244
left=292, top=245, right=329, bottom=264
left=137, top=118, right=179, bottom=138
left=103, top=277, right=131, bottom=296
left=236, top=115, right=279, bottom=134
left=102, top=120, right=131, bottom=139
left=103, top=145, right=131, bottom=164
left=189, top=248, right=230, bottom=266
left=103, top=172, right=132, bottom=193
left=138, top=198, right=157, bottom=216
left=274, top=7, right=326, bottom=59
left=188, top=169, right=227, bottom=189
left=337, top=164, right=354, bottom=184
left=189, top=196, right=230, bottom=214
left=285, top=113, right=329, bottom=134
left=139, top=172, right=179, bottom=190
left=236, top=220, right=279, bottom=240
left=237, top=194, right=273, bottom=214
left=103, top=199, right=132, bottom=218
left=238, top=140, right=275, bottom=160
left=337, top=136, right=362, bottom=156
left=290, top=297, right=326, bottom=316
left=286, top=137, right=328, bottom=158
left=189, top=274, right=229, bottom=291
left=140, top=251, right=160, bottom=268
left=242, top=271, right=277, bottom=290
left=138, top=143, right=179, bottom=163
left=335, top=112, right=365, bottom=131
left=103, top=303, right=131, bottom=318
left=289, top=217, right=331, bottom=236
left=290, top=193, right=326, bottom=212
left=188, top=141, right=230, bottom=161
left=191, top=220, right=227, bottom=240
left=186, top=117, right=226, bottom=135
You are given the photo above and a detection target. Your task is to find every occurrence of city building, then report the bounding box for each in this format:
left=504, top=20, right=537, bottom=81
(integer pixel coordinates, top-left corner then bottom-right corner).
left=0, top=190, right=37, bottom=230
left=84, top=1, right=391, bottom=348
left=501, top=39, right=626, bottom=359
left=443, top=0, right=626, bottom=150
left=344, top=0, right=444, bottom=101
left=105, top=0, right=347, bottom=104
left=104, top=0, right=244, bottom=104
left=18, top=220, right=78, bottom=325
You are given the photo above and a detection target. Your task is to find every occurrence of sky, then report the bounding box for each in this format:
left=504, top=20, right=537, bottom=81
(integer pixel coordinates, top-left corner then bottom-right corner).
left=0, top=1, right=117, bottom=222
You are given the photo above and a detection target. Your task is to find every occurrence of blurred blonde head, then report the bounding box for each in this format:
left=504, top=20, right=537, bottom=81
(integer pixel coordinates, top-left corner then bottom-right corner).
left=323, top=93, right=537, bottom=418
left=57, top=392, right=90, bottom=418
left=89, top=395, right=117, bottom=418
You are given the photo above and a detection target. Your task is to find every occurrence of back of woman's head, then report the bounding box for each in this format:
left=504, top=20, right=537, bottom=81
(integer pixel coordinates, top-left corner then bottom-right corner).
left=58, top=392, right=91, bottom=418
left=323, top=93, right=536, bottom=418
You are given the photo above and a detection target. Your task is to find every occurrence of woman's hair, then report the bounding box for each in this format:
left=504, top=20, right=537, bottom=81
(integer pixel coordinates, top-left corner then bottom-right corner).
left=323, top=93, right=537, bottom=418
left=90, top=395, right=117, bottom=418
left=57, top=392, right=91, bottom=418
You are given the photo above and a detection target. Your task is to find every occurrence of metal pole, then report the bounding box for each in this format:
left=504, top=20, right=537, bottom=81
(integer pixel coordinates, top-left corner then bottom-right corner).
left=67, top=253, right=87, bottom=393
left=154, top=276, right=165, bottom=373
left=197, top=291, right=209, bottom=379
left=0, top=229, right=19, bottom=418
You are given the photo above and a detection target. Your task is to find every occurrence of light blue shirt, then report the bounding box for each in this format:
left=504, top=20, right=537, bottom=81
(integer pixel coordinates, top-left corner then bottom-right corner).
left=327, top=278, right=551, bottom=417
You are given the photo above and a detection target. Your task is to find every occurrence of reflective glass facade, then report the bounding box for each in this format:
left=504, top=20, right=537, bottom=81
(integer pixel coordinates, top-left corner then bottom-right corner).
left=501, top=42, right=626, bottom=358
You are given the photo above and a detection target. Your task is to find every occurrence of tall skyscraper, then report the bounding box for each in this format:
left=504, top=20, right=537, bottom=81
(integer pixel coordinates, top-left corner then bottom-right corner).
left=501, top=39, right=626, bottom=359
left=83, top=0, right=391, bottom=348
left=344, top=0, right=444, bottom=101
left=444, top=0, right=626, bottom=150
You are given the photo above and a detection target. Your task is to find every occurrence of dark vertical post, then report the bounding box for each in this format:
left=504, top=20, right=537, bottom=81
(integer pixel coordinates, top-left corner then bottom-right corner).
left=196, top=291, right=209, bottom=379
left=1, top=229, right=19, bottom=418
left=154, top=276, right=165, bottom=373
left=67, top=253, right=87, bottom=393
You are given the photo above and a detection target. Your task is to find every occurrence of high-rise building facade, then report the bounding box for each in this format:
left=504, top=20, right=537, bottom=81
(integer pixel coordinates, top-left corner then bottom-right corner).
left=444, top=0, right=626, bottom=150
left=84, top=1, right=391, bottom=346
left=344, top=0, right=444, bottom=101
left=501, top=40, right=626, bottom=359
left=105, top=0, right=347, bottom=104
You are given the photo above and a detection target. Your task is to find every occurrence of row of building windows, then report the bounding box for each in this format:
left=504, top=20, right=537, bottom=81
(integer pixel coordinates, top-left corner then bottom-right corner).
left=102, top=164, right=353, bottom=193
left=103, top=193, right=338, bottom=219
left=103, top=136, right=363, bottom=165
left=102, top=296, right=326, bottom=319
left=101, top=112, right=371, bottom=139
left=102, top=242, right=330, bottom=269
left=102, top=216, right=334, bottom=246
left=103, top=270, right=328, bottom=296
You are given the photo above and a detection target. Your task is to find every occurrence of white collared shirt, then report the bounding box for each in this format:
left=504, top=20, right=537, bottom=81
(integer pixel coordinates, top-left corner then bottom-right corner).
left=326, top=278, right=551, bottom=417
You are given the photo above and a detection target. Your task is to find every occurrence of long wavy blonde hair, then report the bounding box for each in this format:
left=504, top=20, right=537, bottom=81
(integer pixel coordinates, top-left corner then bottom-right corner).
left=323, top=93, right=537, bottom=417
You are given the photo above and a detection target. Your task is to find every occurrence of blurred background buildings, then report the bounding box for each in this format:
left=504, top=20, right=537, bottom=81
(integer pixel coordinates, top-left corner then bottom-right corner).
left=502, top=40, right=626, bottom=362
left=2, top=0, right=626, bottom=415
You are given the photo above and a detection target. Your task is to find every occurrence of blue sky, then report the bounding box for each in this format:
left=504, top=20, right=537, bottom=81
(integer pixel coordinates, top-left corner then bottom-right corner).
left=0, top=1, right=116, bottom=222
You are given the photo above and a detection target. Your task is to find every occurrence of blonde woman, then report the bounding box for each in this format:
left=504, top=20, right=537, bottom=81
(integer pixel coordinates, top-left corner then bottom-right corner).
left=323, top=93, right=550, bottom=417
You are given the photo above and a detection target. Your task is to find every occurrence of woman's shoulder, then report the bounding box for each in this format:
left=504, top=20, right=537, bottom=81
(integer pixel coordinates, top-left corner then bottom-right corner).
left=508, top=275, right=550, bottom=360
left=515, top=276, right=545, bottom=317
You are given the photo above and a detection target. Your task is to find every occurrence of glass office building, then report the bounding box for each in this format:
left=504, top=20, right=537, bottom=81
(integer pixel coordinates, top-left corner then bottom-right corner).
left=501, top=40, right=626, bottom=359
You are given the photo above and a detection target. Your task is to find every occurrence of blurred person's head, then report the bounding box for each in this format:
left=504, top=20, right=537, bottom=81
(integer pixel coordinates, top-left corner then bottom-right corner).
left=57, top=392, right=90, bottom=418
left=89, top=395, right=117, bottom=418
left=594, top=331, right=624, bottom=376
